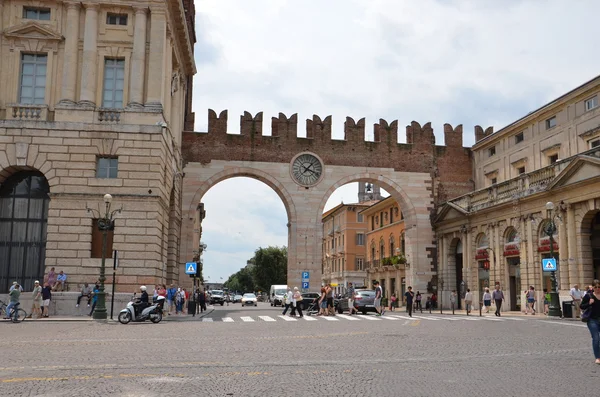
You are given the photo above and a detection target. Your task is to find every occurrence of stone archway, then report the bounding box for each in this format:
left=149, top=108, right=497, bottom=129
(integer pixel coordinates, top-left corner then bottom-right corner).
left=579, top=210, right=600, bottom=284
left=446, top=237, right=463, bottom=309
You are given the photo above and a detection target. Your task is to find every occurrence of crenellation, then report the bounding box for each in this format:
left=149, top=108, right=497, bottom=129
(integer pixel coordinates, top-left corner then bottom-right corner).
left=443, top=123, right=463, bottom=147
left=271, top=112, right=298, bottom=141
left=344, top=117, right=365, bottom=142
left=373, top=119, right=398, bottom=144
left=306, top=115, right=332, bottom=141
left=240, top=111, right=263, bottom=136
left=208, top=109, right=228, bottom=134
left=474, top=125, right=494, bottom=142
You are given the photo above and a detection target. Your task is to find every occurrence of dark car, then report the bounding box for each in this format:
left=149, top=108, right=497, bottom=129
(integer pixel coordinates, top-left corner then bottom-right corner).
left=209, top=290, right=225, bottom=306
left=335, top=289, right=377, bottom=314
left=299, top=292, right=320, bottom=311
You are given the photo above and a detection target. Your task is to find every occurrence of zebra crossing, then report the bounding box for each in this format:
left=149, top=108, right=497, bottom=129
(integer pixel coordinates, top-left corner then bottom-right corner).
left=199, top=313, right=529, bottom=323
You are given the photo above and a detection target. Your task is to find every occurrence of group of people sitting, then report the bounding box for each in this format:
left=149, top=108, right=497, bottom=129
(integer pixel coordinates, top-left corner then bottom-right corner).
left=45, top=267, right=68, bottom=291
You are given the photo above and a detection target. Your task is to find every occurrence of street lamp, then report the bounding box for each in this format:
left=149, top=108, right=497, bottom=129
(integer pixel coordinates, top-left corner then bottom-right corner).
left=544, top=201, right=563, bottom=317
left=87, top=194, right=121, bottom=320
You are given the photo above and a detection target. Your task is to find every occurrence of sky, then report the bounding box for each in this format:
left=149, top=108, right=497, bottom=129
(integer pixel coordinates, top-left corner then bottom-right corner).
left=191, top=0, right=600, bottom=282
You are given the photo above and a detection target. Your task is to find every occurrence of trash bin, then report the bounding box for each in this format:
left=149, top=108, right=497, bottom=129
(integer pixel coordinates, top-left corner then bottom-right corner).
left=562, top=301, right=573, bottom=318
left=187, top=300, right=196, bottom=315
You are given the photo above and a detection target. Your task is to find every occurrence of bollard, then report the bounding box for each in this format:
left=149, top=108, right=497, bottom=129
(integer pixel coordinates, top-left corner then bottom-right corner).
left=452, top=303, right=455, bottom=315
left=479, top=302, right=483, bottom=317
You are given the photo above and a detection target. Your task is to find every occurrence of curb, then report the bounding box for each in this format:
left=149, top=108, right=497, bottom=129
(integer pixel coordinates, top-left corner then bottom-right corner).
left=16, top=307, right=215, bottom=323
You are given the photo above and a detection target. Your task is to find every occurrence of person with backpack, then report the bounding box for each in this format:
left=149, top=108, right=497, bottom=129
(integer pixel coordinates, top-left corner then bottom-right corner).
left=175, top=288, right=184, bottom=315
left=166, top=284, right=177, bottom=315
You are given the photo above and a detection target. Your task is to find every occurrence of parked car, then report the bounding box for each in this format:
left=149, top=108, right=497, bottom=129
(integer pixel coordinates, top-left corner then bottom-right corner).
left=241, top=293, right=258, bottom=307
left=335, top=289, right=377, bottom=314
left=209, top=290, right=225, bottom=306
left=233, top=294, right=243, bottom=303
left=300, top=292, right=320, bottom=311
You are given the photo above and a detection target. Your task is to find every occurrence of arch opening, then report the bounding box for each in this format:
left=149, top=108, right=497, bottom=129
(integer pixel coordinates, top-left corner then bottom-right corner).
left=447, top=237, right=463, bottom=309
left=0, top=171, right=50, bottom=293
left=581, top=210, right=600, bottom=283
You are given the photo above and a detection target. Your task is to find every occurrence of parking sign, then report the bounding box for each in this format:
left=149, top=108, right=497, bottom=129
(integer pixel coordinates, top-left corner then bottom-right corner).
left=302, top=271, right=309, bottom=280
left=302, top=282, right=309, bottom=289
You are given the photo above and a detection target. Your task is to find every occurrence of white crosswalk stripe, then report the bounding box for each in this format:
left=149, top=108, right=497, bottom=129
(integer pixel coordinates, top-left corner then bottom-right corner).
left=222, top=317, right=234, bottom=322
left=320, top=316, right=339, bottom=321
left=336, top=314, right=360, bottom=321
left=302, top=315, right=318, bottom=321
left=202, top=317, right=213, bottom=322
left=360, top=315, right=382, bottom=320
left=412, top=315, right=440, bottom=321
left=240, top=316, right=255, bottom=322
left=427, top=316, right=461, bottom=321
left=389, top=315, right=419, bottom=321
left=259, top=316, right=276, bottom=322
left=277, top=315, right=297, bottom=321
left=380, top=315, right=400, bottom=320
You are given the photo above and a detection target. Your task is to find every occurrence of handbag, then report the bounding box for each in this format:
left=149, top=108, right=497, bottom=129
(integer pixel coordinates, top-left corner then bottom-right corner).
left=295, top=294, right=303, bottom=302
left=581, top=292, right=594, bottom=323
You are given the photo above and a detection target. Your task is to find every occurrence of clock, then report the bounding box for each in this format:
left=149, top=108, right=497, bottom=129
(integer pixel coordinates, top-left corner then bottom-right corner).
left=290, top=153, right=323, bottom=187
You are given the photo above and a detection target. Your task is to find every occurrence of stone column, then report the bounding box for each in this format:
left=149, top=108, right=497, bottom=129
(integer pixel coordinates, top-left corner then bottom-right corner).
left=59, top=1, right=80, bottom=104
left=567, top=204, right=578, bottom=287
left=145, top=9, right=166, bottom=109
left=128, top=6, right=148, bottom=107
left=0, top=0, right=4, bottom=32
left=79, top=3, right=99, bottom=106
left=558, top=211, right=569, bottom=289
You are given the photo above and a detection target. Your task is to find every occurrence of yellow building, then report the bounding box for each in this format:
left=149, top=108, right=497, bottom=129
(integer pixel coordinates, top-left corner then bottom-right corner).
left=361, top=196, right=407, bottom=300
left=435, top=75, right=600, bottom=310
left=0, top=0, right=196, bottom=293
left=321, top=202, right=371, bottom=294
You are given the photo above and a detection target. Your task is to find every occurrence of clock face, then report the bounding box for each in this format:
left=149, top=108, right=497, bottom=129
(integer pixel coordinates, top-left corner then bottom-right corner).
left=291, top=153, right=323, bottom=186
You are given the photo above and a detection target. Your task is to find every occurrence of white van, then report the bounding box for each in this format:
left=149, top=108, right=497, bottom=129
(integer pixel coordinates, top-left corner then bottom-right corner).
left=269, top=285, right=288, bottom=307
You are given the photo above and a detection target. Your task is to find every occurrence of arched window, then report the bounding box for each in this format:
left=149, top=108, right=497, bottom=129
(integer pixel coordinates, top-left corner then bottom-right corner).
left=370, top=241, right=376, bottom=262
left=0, top=171, right=50, bottom=293
left=476, top=233, right=489, bottom=248
left=505, top=228, right=518, bottom=243
left=389, top=235, right=395, bottom=257
left=379, top=238, right=385, bottom=259
left=401, top=232, right=406, bottom=254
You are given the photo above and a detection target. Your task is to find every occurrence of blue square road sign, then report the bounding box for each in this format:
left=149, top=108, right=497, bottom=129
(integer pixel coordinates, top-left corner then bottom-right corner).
left=542, top=258, right=557, bottom=272
left=302, top=282, right=309, bottom=289
left=302, top=271, right=309, bottom=280
left=185, top=262, right=197, bottom=275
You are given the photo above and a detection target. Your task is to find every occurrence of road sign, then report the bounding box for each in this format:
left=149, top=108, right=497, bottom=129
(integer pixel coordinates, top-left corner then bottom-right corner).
left=302, top=271, right=309, bottom=280
left=185, top=262, right=197, bottom=275
left=542, top=258, right=557, bottom=272
left=302, top=281, right=309, bottom=289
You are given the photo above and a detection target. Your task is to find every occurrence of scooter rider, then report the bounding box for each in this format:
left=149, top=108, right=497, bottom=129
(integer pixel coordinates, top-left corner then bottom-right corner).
left=134, top=286, right=149, bottom=317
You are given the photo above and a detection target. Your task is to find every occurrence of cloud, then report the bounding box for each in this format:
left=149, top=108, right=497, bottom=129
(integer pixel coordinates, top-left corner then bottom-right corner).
left=191, top=0, right=599, bottom=280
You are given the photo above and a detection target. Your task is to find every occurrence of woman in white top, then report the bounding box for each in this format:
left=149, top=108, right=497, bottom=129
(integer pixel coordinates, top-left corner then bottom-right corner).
left=464, top=289, right=473, bottom=315
left=482, top=288, right=492, bottom=313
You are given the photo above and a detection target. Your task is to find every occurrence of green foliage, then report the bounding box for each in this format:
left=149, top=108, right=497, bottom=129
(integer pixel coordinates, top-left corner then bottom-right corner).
left=223, top=246, right=287, bottom=293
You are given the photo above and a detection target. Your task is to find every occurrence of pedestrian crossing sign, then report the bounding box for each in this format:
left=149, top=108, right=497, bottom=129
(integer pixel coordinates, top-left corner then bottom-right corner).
left=185, top=262, right=197, bottom=275
left=542, top=258, right=556, bottom=272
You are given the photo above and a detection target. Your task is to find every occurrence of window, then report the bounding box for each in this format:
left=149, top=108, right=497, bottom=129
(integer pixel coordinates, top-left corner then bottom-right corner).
left=102, top=58, right=125, bottom=108
left=515, top=132, right=524, bottom=144
left=19, top=54, right=47, bottom=105
left=401, top=233, right=405, bottom=254
left=371, top=215, right=374, bottom=230
left=107, top=13, right=128, bottom=25
left=585, top=96, right=598, bottom=111
left=488, top=146, right=496, bottom=157
left=517, top=166, right=526, bottom=175
left=23, top=7, right=51, bottom=20
left=389, top=208, right=394, bottom=223
left=545, top=116, right=556, bottom=129
left=357, top=213, right=363, bottom=222
left=96, top=157, right=118, bottom=178
left=356, top=233, right=365, bottom=246
left=356, top=258, right=364, bottom=271
left=548, top=154, right=559, bottom=164
left=591, top=139, right=600, bottom=149
left=491, top=177, right=497, bottom=185
left=91, top=219, right=114, bottom=258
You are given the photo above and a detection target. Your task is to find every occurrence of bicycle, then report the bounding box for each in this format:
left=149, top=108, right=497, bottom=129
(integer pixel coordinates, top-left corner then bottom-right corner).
left=0, top=300, right=27, bottom=323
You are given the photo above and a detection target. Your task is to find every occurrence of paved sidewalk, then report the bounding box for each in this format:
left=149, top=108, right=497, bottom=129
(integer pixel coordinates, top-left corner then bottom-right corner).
left=395, top=306, right=582, bottom=321
left=19, top=307, right=214, bottom=322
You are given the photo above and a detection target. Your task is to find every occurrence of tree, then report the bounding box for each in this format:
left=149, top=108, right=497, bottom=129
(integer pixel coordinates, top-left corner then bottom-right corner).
left=252, top=246, right=287, bottom=292
left=224, top=267, right=255, bottom=293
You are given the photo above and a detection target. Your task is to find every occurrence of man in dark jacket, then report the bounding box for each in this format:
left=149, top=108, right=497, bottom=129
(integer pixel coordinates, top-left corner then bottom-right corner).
left=42, top=283, right=52, bottom=317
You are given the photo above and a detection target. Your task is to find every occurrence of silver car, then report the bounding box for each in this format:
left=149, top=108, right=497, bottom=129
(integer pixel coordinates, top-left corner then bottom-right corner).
left=336, top=289, right=377, bottom=314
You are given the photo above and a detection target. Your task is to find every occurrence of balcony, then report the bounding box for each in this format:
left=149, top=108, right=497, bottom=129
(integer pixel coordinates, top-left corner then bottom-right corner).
left=449, top=146, right=600, bottom=213
left=7, top=104, right=49, bottom=121
left=336, top=245, right=345, bottom=254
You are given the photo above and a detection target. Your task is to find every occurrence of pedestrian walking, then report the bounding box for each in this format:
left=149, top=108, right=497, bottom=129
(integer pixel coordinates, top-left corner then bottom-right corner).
left=482, top=288, right=492, bottom=313
left=197, top=288, right=207, bottom=313
left=42, top=282, right=52, bottom=318
left=579, top=279, right=600, bottom=364
left=389, top=293, right=397, bottom=312
left=492, top=285, right=505, bottom=316
left=325, top=284, right=335, bottom=316
left=450, top=290, right=457, bottom=312
left=415, top=291, right=423, bottom=312
left=464, top=289, right=473, bottom=315
left=282, top=288, right=293, bottom=315
left=290, top=287, right=303, bottom=317
left=525, top=286, right=536, bottom=315
left=347, top=282, right=360, bottom=315
left=175, top=288, right=184, bottom=314
left=374, top=281, right=384, bottom=316
left=570, top=284, right=584, bottom=318
left=317, top=286, right=327, bottom=316
left=166, top=284, right=177, bottom=315
left=28, top=280, right=43, bottom=319
left=543, top=288, right=550, bottom=315
left=404, top=287, right=414, bottom=317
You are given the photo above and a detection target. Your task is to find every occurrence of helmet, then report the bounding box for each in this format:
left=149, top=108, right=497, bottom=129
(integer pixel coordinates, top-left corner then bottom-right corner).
left=140, top=286, right=147, bottom=292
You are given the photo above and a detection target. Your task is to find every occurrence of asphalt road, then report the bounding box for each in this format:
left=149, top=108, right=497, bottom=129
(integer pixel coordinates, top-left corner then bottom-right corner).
left=1, top=302, right=597, bottom=397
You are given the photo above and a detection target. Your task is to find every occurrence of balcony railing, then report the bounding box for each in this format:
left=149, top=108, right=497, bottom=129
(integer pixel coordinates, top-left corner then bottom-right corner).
left=449, top=146, right=600, bottom=213
left=8, top=104, right=48, bottom=120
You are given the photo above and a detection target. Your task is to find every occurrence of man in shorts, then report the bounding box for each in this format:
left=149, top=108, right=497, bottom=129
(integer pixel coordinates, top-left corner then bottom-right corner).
left=326, top=284, right=335, bottom=316
left=29, top=280, right=43, bottom=319
left=374, top=281, right=384, bottom=316
left=347, top=282, right=360, bottom=315
left=42, top=282, right=52, bottom=317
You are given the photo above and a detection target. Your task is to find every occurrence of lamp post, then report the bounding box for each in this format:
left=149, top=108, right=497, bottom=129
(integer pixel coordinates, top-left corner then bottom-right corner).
left=87, top=194, right=121, bottom=321
left=545, top=201, right=563, bottom=317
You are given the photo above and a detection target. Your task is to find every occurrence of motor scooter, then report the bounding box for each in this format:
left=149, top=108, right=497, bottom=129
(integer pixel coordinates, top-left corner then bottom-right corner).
left=118, top=294, right=165, bottom=324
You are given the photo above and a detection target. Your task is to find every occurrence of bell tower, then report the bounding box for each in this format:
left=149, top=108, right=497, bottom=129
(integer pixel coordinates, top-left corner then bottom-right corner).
left=358, top=182, right=383, bottom=203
